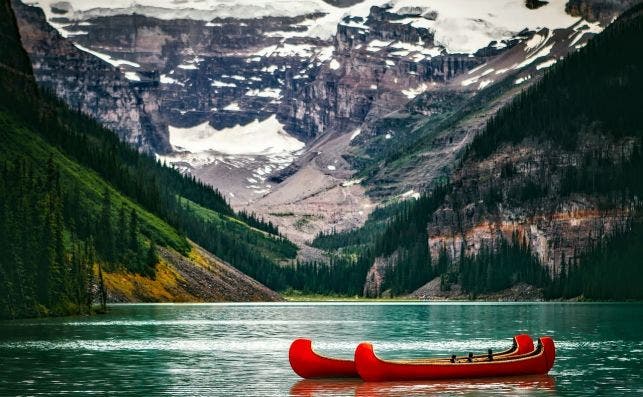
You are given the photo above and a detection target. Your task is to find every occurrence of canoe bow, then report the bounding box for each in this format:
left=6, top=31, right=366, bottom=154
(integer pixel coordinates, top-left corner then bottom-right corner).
left=289, top=338, right=357, bottom=379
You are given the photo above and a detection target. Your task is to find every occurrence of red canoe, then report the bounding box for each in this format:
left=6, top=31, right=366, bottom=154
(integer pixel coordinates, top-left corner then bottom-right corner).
left=355, top=337, right=556, bottom=382
left=289, top=334, right=534, bottom=379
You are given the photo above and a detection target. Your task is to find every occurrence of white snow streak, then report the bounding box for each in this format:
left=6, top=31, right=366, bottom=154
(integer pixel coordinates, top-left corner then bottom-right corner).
left=73, top=43, right=140, bottom=68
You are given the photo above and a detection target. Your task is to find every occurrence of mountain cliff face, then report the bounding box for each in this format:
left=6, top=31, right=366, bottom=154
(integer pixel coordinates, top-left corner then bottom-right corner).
left=13, top=1, right=619, bottom=202
left=278, top=5, right=481, bottom=141
left=250, top=1, right=623, bottom=249
left=12, top=0, right=639, bottom=263
left=566, top=0, right=641, bottom=23
left=11, top=0, right=167, bottom=152
left=14, top=0, right=335, bottom=203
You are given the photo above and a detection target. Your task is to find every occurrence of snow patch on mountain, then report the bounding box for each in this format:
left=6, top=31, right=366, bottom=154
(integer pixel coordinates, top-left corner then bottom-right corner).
left=350, top=128, right=361, bottom=141
left=400, top=189, right=420, bottom=200
left=402, top=83, right=429, bottom=99
left=223, top=102, right=241, bottom=111
left=387, top=0, right=577, bottom=54
left=33, top=0, right=582, bottom=54
left=123, top=72, right=140, bottom=81
left=516, top=44, right=554, bottom=69
left=245, top=88, right=282, bottom=99
left=168, top=115, right=304, bottom=156
left=157, top=115, right=305, bottom=198
left=211, top=80, right=236, bottom=88
left=160, top=74, right=183, bottom=85
left=536, top=59, right=557, bottom=70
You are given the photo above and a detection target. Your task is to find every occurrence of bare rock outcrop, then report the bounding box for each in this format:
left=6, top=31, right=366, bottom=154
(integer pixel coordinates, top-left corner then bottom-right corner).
left=565, top=0, right=641, bottom=24
left=279, top=5, right=482, bottom=141
left=12, top=0, right=167, bottom=152
left=427, top=136, right=637, bottom=274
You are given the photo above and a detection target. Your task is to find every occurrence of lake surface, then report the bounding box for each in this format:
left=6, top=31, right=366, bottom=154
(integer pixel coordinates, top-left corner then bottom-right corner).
left=1, top=302, right=642, bottom=396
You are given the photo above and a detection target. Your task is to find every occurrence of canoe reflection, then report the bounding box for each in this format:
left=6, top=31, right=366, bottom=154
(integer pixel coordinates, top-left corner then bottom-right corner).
left=290, top=375, right=556, bottom=396
left=290, top=379, right=362, bottom=396
left=355, top=375, right=556, bottom=396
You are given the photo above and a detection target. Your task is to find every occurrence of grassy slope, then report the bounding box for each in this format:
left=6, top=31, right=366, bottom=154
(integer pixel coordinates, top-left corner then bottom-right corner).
left=178, top=196, right=293, bottom=261
left=0, top=112, right=187, bottom=252
left=1, top=111, right=283, bottom=302
left=0, top=0, right=290, bottom=314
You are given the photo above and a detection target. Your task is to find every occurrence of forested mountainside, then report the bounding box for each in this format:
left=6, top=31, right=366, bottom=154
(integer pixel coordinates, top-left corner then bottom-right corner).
left=3, top=0, right=641, bottom=309
left=0, top=0, right=289, bottom=318
left=308, top=4, right=643, bottom=300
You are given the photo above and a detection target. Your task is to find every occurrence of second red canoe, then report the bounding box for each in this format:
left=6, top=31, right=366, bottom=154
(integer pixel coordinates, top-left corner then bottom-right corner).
left=354, top=337, right=555, bottom=382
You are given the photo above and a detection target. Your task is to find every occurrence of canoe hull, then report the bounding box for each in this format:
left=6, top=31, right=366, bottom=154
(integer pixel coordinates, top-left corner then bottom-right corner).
left=355, top=337, right=555, bottom=382
left=289, top=339, right=357, bottom=379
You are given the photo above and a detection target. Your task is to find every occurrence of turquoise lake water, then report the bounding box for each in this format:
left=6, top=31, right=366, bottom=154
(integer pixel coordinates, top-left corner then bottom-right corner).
left=1, top=302, right=641, bottom=396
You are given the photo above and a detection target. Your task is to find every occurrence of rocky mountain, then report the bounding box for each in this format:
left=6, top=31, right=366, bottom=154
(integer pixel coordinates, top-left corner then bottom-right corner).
left=566, top=0, right=641, bottom=23
left=361, top=5, right=643, bottom=298
left=425, top=4, right=643, bottom=273
left=254, top=0, right=620, bottom=248
left=12, top=0, right=637, bottom=254
left=12, top=0, right=166, bottom=151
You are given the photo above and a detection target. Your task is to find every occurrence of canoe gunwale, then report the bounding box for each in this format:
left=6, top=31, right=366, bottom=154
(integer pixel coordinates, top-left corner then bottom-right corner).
left=415, top=334, right=533, bottom=363
left=307, top=340, right=353, bottom=365
left=381, top=339, right=546, bottom=366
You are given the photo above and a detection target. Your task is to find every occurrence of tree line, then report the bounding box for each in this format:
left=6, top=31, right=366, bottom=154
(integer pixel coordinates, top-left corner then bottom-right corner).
left=0, top=158, right=95, bottom=318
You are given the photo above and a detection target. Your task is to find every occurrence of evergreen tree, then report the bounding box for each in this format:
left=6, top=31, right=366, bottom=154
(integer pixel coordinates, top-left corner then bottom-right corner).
left=145, top=241, right=158, bottom=278
left=98, top=189, right=115, bottom=263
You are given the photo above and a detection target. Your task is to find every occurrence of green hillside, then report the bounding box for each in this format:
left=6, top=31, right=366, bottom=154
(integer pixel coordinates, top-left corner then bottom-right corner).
left=0, top=0, right=296, bottom=318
